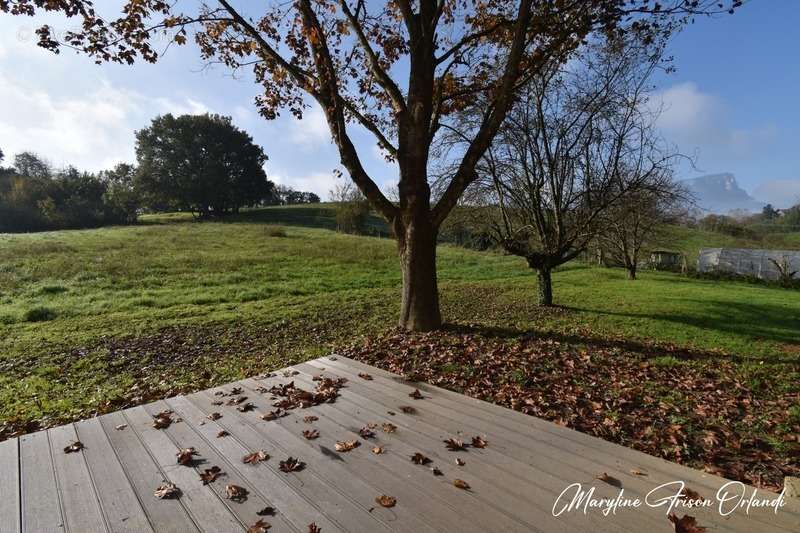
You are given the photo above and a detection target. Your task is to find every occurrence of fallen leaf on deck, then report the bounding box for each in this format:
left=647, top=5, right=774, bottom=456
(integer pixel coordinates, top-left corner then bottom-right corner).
left=630, top=469, right=647, bottom=476
left=199, top=466, right=224, bottom=485
left=153, top=411, right=173, bottom=429
left=283, top=370, right=299, bottom=377
left=115, top=424, right=127, bottom=431
left=409, top=389, right=423, bottom=399
left=411, top=452, right=431, bottom=465
left=226, top=396, right=247, bottom=406
left=595, top=473, right=622, bottom=488
left=217, top=430, right=230, bottom=438
left=382, top=423, right=397, bottom=433
left=176, top=447, right=198, bottom=466
left=471, top=436, right=487, bottom=448
left=247, top=518, right=271, bottom=533
left=358, top=373, right=373, bottom=380
left=431, top=467, right=443, bottom=476
left=237, top=402, right=256, bottom=413
left=453, top=479, right=470, bottom=490
left=387, top=411, right=396, bottom=416
left=456, top=458, right=465, bottom=466
left=359, top=426, right=376, bottom=439
left=372, top=446, right=383, bottom=454
left=243, top=450, right=270, bottom=464
left=399, top=405, right=417, bottom=414
left=335, top=440, right=360, bottom=452
left=63, top=441, right=84, bottom=454
left=279, top=457, right=305, bottom=473
left=308, top=523, right=321, bottom=533
left=154, top=483, right=180, bottom=499
left=211, top=400, right=223, bottom=406
left=303, top=415, right=318, bottom=423
left=207, top=412, right=222, bottom=421
left=444, top=438, right=466, bottom=451
left=257, top=506, right=276, bottom=516
left=668, top=513, right=707, bottom=533
left=229, top=387, right=243, bottom=395
left=261, top=409, right=287, bottom=421
left=375, top=494, right=396, bottom=508
left=303, top=429, right=320, bottom=440
left=225, top=484, right=248, bottom=502
left=679, top=487, right=706, bottom=503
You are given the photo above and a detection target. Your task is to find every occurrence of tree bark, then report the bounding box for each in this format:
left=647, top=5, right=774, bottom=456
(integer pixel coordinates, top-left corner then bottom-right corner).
left=627, top=265, right=637, bottom=280
left=536, top=267, right=553, bottom=307
left=397, top=216, right=442, bottom=331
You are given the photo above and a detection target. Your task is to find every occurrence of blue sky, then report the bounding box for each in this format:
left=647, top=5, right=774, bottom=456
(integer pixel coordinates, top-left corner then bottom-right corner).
left=0, top=1, right=798, bottom=205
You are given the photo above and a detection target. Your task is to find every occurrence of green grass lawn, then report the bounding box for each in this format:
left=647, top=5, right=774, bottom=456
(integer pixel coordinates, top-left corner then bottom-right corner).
left=1, top=213, right=798, bottom=438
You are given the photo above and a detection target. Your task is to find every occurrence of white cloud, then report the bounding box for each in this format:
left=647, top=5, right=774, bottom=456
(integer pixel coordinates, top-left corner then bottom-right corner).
left=753, top=179, right=800, bottom=209
left=0, top=73, right=210, bottom=171
left=289, top=103, right=331, bottom=146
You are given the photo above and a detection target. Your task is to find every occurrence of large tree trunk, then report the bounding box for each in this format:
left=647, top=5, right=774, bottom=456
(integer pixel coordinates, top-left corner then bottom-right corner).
left=536, top=267, right=553, bottom=307
left=627, top=265, right=637, bottom=280
left=397, top=216, right=442, bottom=331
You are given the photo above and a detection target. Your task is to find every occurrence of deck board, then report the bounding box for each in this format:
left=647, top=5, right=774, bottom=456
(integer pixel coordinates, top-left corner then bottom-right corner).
left=2, top=356, right=798, bottom=532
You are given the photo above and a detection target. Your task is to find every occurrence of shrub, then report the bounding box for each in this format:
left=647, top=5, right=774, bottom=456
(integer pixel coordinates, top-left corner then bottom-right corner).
left=38, top=284, right=68, bottom=295
left=24, top=306, right=57, bottom=322
left=335, top=200, right=370, bottom=234
left=265, top=225, right=287, bottom=237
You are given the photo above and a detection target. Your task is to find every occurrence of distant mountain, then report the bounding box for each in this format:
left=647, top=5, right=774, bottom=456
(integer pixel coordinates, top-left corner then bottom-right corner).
left=681, top=173, right=764, bottom=215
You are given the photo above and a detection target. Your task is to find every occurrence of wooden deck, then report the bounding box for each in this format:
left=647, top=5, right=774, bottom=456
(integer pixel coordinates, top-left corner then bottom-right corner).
left=1, top=355, right=797, bottom=532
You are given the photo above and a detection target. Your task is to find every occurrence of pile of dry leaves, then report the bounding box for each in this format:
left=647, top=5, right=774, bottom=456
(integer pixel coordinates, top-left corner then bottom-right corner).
left=342, top=328, right=800, bottom=491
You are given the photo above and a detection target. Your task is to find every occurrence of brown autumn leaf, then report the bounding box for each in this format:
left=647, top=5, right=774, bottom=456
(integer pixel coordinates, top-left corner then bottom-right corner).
left=207, top=412, right=222, bottom=421
left=431, top=467, right=443, bottom=476
left=115, top=424, right=127, bottom=431
left=630, top=469, right=647, bottom=476
left=243, top=450, right=269, bottom=464
left=303, top=429, right=320, bottom=440
left=358, top=372, right=373, bottom=380
left=226, top=396, right=248, bottom=406
left=261, top=409, right=286, bottom=421
left=154, top=482, right=180, bottom=499
left=455, top=458, right=465, bottom=466
left=386, top=411, right=396, bottom=416
left=471, top=436, right=488, bottom=448
left=283, top=370, right=299, bottom=377
left=257, top=506, right=276, bottom=516
left=375, top=494, right=396, bottom=508
left=279, top=457, right=305, bottom=473
left=217, top=430, right=230, bottom=438
left=303, top=415, right=318, bottom=423
left=176, top=447, right=198, bottom=466
left=211, top=400, right=224, bottom=406
left=411, top=452, right=431, bottom=465
left=247, top=518, right=271, bottom=533
left=381, top=423, right=397, bottom=433
left=453, top=479, right=470, bottom=490
left=409, top=389, right=423, bottom=399
left=679, top=487, right=706, bottom=503
left=372, top=446, right=383, bottom=454
left=668, top=513, right=707, bottom=533
left=335, top=440, right=360, bottom=452
left=237, top=402, right=256, bottom=413
left=359, top=426, right=376, bottom=439
left=63, top=441, right=84, bottom=454
left=199, top=466, right=224, bottom=485
left=308, top=523, right=321, bottom=533
left=225, top=484, right=248, bottom=502
left=399, top=405, right=417, bottom=415
left=229, top=387, right=243, bottom=395
left=595, top=472, right=622, bottom=488
left=152, top=411, right=173, bottom=429
left=444, top=438, right=466, bottom=451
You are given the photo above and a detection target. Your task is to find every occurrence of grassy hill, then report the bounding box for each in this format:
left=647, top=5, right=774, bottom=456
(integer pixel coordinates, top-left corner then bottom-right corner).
left=1, top=209, right=799, bottom=439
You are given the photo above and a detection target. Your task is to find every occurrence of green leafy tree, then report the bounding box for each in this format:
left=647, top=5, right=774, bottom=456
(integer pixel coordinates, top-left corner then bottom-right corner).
left=134, top=114, right=274, bottom=217
left=4, top=0, right=741, bottom=330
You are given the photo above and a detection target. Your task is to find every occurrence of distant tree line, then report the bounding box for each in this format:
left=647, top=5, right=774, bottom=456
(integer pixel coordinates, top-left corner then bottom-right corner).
left=0, top=114, right=319, bottom=233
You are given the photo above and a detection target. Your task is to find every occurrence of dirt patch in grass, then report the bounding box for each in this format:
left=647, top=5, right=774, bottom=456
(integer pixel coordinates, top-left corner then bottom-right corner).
left=342, top=327, right=800, bottom=491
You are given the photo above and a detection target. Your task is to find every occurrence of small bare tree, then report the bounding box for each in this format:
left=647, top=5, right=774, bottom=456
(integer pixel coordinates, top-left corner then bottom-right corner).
left=463, top=36, right=676, bottom=306
left=599, top=172, right=689, bottom=280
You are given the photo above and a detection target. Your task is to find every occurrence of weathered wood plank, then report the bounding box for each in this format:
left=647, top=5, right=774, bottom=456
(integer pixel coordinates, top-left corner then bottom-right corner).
left=48, top=424, right=108, bottom=532
left=98, top=411, right=199, bottom=533
left=0, top=438, right=20, bottom=533
left=121, top=406, right=242, bottom=533
left=265, top=369, right=634, bottom=533
left=181, top=389, right=387, bottom=532
left=234, top=377, right=534, bottom=533
left=315, top=357, right=800, bottom=529
left=141, top=400, right=299, bottom=532
left=19, top=430, right=63, bottom=532
left=74, top=418, right=153, bottom=533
